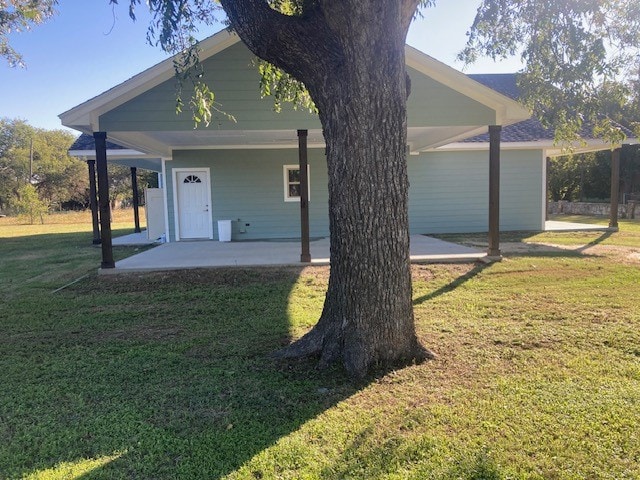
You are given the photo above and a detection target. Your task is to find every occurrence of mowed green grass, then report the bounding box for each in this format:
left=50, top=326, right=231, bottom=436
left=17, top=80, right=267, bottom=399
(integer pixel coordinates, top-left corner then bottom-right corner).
left=0, top=212, right=639, bottom=479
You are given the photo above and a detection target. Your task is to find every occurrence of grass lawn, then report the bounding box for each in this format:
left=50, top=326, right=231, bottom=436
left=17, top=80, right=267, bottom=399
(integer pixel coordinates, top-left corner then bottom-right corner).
left=1, top=212, right=639, bottom=479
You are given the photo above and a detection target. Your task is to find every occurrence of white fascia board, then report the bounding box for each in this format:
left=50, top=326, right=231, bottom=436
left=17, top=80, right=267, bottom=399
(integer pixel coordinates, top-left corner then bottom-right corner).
left=169, top=142, right=327, bottom=150
left=435, top=139, right=628, bottom=155
left=405, top=46, right=531, bottom=126
left=434, top=141, right=550, bottom=152
left=68, top=149, right=148, bottom=159
left=59, top=30, right=241, bottom=130
left=104, top=132, right=175, bottom=157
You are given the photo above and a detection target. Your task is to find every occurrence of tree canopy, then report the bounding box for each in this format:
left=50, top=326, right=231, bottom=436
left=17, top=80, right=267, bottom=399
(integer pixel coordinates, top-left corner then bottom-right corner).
left=461, top=0, right=640, bottom=142
left=0, top=118, right=87, bottom=213
left=0, top=0, right=58, bottom=67
left=0, top=118, right=157, bottom=216
left=4, top=1, right=638, bottom=141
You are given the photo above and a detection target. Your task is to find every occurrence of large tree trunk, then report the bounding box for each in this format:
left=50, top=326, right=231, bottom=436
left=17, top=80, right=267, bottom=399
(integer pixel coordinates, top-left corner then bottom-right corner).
left=221, top=0, right=433, bottom=377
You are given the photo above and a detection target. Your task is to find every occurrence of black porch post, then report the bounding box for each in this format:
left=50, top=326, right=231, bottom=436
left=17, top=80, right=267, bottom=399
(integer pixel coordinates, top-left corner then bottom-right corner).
left=87, top=159, right=101, bottom=245
left=487, top=125, right=502, bottom=258
left=298, top=129, right=311, bottom=263
left=94, top=132, right=115, bottom=269
left=609, top=147, right=621, bottom=230
left=130, top=167, right=141, bottom=233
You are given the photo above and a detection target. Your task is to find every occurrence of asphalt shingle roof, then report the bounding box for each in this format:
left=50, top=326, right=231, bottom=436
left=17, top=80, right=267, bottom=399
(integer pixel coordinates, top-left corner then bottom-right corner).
left=466, top=73, right=555, bottom=143
left=468, top=73, right=521, bottom=101
left=466, top=73, right=634, bottom=143
left=69, top=133, right=127, bottom=151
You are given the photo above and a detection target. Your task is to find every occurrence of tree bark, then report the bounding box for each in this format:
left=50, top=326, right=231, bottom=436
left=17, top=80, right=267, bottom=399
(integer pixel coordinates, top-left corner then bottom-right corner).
left=221, top=0, right=433, bottom=377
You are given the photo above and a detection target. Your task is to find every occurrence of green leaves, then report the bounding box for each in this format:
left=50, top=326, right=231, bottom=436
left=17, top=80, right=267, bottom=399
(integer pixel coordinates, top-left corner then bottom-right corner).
left=0, top=119, right=90, bottom=214
left=0, top=0, right=58, bottom=67
left=12, top=183, right=49, bottom=224
left=461, top=0, right=640, bottom=145
left=257, top=59, right=316, bottom=114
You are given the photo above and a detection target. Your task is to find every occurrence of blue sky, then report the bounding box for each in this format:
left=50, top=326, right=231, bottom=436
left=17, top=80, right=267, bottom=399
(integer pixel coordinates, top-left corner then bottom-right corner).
left=1, top=1, right=522, bottom=133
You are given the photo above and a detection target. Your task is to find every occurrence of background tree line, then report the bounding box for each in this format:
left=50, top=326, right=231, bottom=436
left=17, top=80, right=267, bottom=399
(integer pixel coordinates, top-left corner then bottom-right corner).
left=549, top=145, right=640, bottom=202
left=549, top=81, right=640, bottom=203
left=0, top=118, right=156, bottom=222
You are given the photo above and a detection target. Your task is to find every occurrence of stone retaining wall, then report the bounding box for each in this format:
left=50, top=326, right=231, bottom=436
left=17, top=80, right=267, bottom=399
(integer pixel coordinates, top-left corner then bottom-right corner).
left=548, top=201, right=638, bottom=219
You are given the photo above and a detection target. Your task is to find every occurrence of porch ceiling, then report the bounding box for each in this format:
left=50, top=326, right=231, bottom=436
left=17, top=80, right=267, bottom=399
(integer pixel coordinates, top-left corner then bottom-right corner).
left=105, top=125, right=492, bottom=158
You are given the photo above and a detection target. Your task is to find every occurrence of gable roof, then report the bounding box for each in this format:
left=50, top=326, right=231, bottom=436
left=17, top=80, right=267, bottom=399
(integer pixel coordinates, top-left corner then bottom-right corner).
left=468, top=73, right=520, bottom=100
left=464, top=74, right=554, bottom=143
left=69, top=134, right=127, bottom=151
left=60, top=29, right=531, bottom=157
left=68, top=133, right=163, bottom=172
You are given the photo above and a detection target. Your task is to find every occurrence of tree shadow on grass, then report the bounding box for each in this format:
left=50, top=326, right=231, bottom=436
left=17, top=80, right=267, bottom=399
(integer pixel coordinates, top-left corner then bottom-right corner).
left=0, top=229, right=152, bottom=302
left=1, top=265, right=359, bottom=479
left=413, top=262, right=490, bottom=306
left=573, top=230, right=613, bottom=253
left=497, top=230, right=615, bottom=260
left=435, top=230, right=615, bottom=258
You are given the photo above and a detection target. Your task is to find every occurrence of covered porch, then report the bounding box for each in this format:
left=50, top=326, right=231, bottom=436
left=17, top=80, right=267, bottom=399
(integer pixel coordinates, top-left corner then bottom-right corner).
left=106, top=234, right=485, bottom=273
left=107, top=217, right=610, bottom=273
left=60, top=30, right=535, bottom=271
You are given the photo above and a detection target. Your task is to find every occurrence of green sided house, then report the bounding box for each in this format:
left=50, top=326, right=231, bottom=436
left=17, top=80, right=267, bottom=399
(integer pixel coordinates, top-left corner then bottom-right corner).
left=60, top=29, right=628, bottom=266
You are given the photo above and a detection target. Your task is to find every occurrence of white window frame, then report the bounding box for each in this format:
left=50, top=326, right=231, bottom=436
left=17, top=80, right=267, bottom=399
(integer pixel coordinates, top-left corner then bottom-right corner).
left=283, top=164, right=310, bottom=202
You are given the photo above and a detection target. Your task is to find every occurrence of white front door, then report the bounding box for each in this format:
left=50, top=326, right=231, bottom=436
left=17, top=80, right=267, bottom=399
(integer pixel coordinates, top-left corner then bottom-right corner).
left=176, top=170, right=211, bottom=239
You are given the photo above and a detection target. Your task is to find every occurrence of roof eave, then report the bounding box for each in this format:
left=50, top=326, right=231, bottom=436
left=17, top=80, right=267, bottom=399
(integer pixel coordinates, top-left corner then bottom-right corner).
left=435, top=137, right=639, bottom=155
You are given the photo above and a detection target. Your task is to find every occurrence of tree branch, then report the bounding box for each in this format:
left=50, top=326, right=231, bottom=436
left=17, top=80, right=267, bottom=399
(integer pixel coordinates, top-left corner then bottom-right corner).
left=219, top=0, right=339, bottom=85
left=401, top=0, right=423, bottom=31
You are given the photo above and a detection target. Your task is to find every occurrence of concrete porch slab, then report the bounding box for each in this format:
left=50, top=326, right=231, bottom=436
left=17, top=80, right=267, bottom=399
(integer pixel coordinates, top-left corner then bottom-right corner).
left=105, top=235, right=485, bottom=273
left=112, top=230, right=160, bottom=246
left=545, top=220, right=609, bottom=231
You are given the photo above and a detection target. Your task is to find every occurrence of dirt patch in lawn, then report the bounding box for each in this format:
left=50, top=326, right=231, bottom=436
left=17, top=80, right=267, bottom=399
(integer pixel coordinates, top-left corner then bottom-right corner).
left=472, top=240, right=640, bottom=264
left=530, top=242, right=640, bottom=264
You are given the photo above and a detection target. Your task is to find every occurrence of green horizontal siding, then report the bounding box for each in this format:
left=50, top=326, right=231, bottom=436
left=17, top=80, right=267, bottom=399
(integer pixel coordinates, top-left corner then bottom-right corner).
left=166, top=148, right=543, bottom=241
left=166, top=148, right=329, bottom=241
left=100, top=42, right=321, bottom=132
left=407, top=67, right=497, bottom=126
left=101, top=42, right=498, bottom=132
left=408, top=150, right=544, bottom=233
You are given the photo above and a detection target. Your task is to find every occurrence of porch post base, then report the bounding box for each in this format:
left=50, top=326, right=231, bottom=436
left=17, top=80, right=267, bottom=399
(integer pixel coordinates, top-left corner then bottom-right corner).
left=482, top=254, right=503, bottom=263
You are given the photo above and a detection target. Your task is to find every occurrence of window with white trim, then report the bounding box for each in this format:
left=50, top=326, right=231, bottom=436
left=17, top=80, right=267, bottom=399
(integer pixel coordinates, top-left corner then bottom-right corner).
left=283, top=165, right=310, bottom=202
